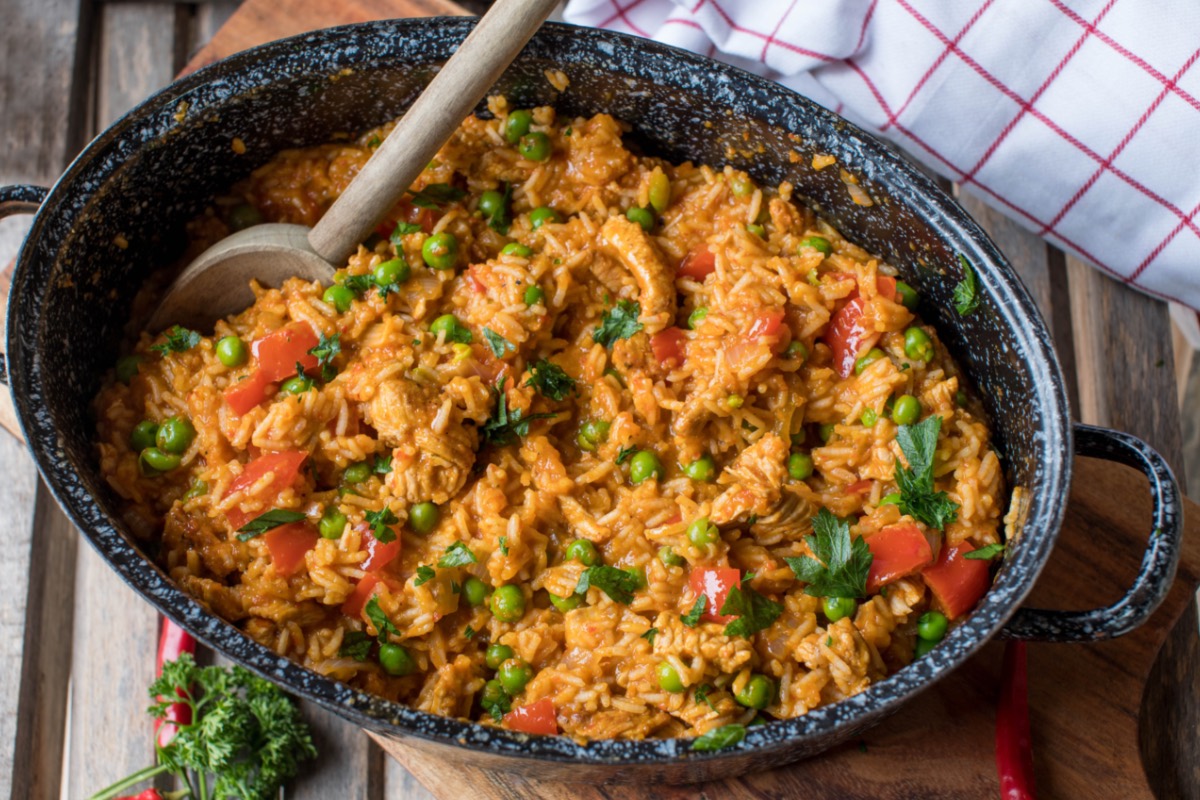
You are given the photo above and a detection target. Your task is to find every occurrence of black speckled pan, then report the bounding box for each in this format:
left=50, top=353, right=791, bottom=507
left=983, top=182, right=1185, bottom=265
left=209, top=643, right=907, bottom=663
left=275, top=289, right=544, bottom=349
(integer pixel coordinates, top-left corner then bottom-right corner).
left=0, top=19, right=1183, bottom=784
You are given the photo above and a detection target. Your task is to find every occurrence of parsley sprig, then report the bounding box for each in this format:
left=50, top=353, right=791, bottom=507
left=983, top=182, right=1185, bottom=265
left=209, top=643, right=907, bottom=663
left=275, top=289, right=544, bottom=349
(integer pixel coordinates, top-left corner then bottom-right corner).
left=691, top=723, right=746, bottom=752
left=437, top=541, right=477, bottom=568
left=593, top=300, right=643, bottom=348
left=894, top=416, right=960, bottom=530
left=575, top=565, right=641, bottom=604
left=785, top=508, right=873, bottom=598
left=150, top=325, right=201, bottom=357
left=953, top=254, right=980, bottom=316
left=719, top=577, right=783, bottom=637
left=525, top=359, right=577, bottom=401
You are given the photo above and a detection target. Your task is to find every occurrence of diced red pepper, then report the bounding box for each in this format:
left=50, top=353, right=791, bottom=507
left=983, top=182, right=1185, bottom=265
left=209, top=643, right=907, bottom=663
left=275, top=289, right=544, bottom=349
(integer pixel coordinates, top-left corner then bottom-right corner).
left=821, top=276, right=901, bottom=378
left=876, top=275, right=898, bottom=301
left=363, top=533, right=402, bottom=573
left=503, top=697, right=558, bottom=735
left=865, top=523, right=934, bottom=592
left=650, top=327, right=688, bottom=368
left=747, top=308, right=785, bottom=340
left=466, top=269, right=487, bottom=294
left=224, top=368, right=277, bottom=417
left=223, top=450, right=308, bottom=529
left=844, top=479, right=873, bottom=495
left=263, top=522, right=319, bottom=577
left=678, top=248, right=716, bottom=281
left=922, top=541, right=992, bottom=619
left=342, top=574, right=380, bottom=618
left=254, top=322, right=320, bottom=382
left=688, top=567, right=741, bottom=623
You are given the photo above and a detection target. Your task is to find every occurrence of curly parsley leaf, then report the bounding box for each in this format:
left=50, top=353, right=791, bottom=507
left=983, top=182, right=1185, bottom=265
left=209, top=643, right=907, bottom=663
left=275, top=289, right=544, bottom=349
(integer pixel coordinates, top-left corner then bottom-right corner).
left=593, top=300, right=643, bottom=348
left=437, top=541, right=477, bottom=568
left=615, top=446, right=637, bottom=465
left=308, top=332, right=341, bottom=381
left=338, top=631, right=372, bottom=661
left=373, top=454, right=392, bottom=475
left=575, top=565, right=640, bottom=604
left=785, top=509, right=873, bottom=599
left=641, top=627, right=658, bottom=644
left=480, top=377, right=555, bottom=447
left=484, top=182, right=512, bottom=234
left=691, top=723, right=746, bottom=752
left=894, top=416, right=960, bottom=531
left=720, top=578, right=783, bottom=638
left=965, top=542, right=1005, bottom=560
left=365, top=596, right=401, bottom=643
left=953, top=254, right=980, bottom=316
left=525, top=359, right=577, bottom=402
left=681, top=595, right=707, bottom=628
left=365, top=507, right=399, bottom=543
left=150, top=325, right=201, bottom=357
left=235, top=509, right=306, bottom=542
left=414, top=565, right=436, bottom=586
left=483, top=327, right=513, bottom=358
left=410, top=183, right=466, bottom=209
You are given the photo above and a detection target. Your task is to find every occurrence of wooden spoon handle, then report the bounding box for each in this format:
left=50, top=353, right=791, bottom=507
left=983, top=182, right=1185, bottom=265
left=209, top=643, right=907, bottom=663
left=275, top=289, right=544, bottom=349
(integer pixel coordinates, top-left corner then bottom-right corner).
left=307, top=0, right=561, bottom=264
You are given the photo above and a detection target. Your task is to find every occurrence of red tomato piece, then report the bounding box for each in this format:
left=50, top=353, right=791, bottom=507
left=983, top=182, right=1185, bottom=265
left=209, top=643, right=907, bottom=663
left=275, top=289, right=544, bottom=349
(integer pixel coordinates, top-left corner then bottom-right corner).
left=865, top=523, right=935, bottom=593
left=263, top=522, right=318, bottom=577
left=876, top=275, right=898, bottom=301
left=223, top=450, right=309, bottom=528
left=650, top=327, right=688, bottom=368
left=224, top=368, right=276, bottom=417
left=823, top=295, right=871, bottom=379
left=747, top=308, right=785, bottom=340
left=466, top=269, right=487, bottom=294
left=363, top=534, right=402, bottom=573
left=844, top=479, right=873, bottom=495
left=341, top=574, right=380, bottom=618
left=503, top=697, right=559, bottom=735
left=688, top=567, right=741, bottom=623
left=922, top=541, right=992, bottom=619
left=253, top=322, right=320, bottom=382
left=678, top=248, right=716, bottom=281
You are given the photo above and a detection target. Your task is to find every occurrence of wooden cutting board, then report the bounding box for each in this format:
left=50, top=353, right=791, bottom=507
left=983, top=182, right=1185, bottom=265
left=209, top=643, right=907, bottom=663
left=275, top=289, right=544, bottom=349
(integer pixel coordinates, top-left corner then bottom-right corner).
left=182, top=4, right=1199, bottom=798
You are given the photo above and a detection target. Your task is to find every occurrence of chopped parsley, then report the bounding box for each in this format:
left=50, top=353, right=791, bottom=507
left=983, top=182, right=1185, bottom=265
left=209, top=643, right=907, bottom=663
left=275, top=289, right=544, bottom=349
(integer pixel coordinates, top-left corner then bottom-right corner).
left=464, top=625, right=477, bottom=639
left=615, top=446, right=637, bottom=465
left=482, top=327, right=513, bottom=358
left=694, top=683, right=717, bottom=711
left=150, top=325, right=201, bottom=356
left=414, top=565, right=436, bottom=586
left=364, top=596, right=400, bottom=643
left=575, top=565, right=640, bottom=604
left=525, top=359, right=577, bottom=401
left=720, top=578, right=783, bottom=638
left=338, top=630, right=372, bottom=661
left=785, top=508, right=873, bottom=598
left=367, top=135, right=382, bottom=148
left=691, top=723, right=745, bottom=752
left=308, top=332, right=340, bottom=381
left=235, top=509, right=306, bottom=541
left=485, top=182, right=512, bottom=234
left=437, top=541, right=477, bottom=568
left=290, top=361, right=315, bottom=392
left=341, top=273, right=375, bottom=296
left=593, top=300, right=643, bottom=348
left=390, top=221, right=423, bottom=243
left=953, top=254, right=980, bottom=316
left=481, top=686, right=511, bottom=722
left=641, top=627, right=658, bottom=644
left=894, top=416, right=960, bottom=530
left=499, top=535, right=509, bottom=556
left=410, top=183, right=466, bottom=209
left=965, top=542, right=1005, bottom=560
left=681, top=595, right=707, bottom=628
left=373, top=454, right=392, bottom=475
left=364, top=507, right=399, bottom=543
left=480, top=377, right=555, bottom=446
left=826, top=635, right=834, bottom=647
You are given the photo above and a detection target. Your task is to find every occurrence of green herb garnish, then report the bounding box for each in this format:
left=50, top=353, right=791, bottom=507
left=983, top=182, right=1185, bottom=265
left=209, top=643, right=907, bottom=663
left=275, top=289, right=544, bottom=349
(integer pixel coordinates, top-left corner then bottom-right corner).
left=953, top=254, right=980, bottom=316
left=681, top=595, right=707, bottom=628
left=338, top=630, right=372, bottom=661
left=615, top=446, right=637, bottom=465
left=364, top=596, right=401, bottom=643
left=641, top=627, right=658, bottom=644
left=390, top=221, right=422, bottom=242
left=499, top=535, right=509, bottom=556
left=485, top=182, right=513, bottom=234
left=720, top=578, right=783, bottom=638
left=575, top=565, right=641, bottom=604
left=694, top=683, right=717, bottom=711
left=480, top=377, right=555, bottom=446
left=235, top=509, right=306, bottom=541
left=364, top=507, right=399, bottom=543
left=965, top=542, right=1005, bottom=560
left=525, top=359, right=577, bottom=401
left=784, top=508, right=873, bottom=598
left=373, top=454, right=393, bottom=475
left=894, top=416, right=960, bottom=531
left=483, top=327, right=513, bottom=358
left=691, top=723, right=746, bottom=752
left=593, top=299, right=643, bottom=348
left=308, top=332, right=341, bottom=381
left=414, top=565, right=436, bottom=586
left=150, top=325, right=201, bottom=357
left=437, top=541, right=477, bottom=568
left=410, top=183, right=466, bottom=209
left=464, top=625, right=476, bottom=639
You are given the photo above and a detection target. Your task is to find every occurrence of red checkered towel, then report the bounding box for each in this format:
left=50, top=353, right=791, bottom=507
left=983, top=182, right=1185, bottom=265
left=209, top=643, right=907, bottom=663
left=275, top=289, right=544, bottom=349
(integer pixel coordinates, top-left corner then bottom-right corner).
left=563, top=0, right=1200, bottom=310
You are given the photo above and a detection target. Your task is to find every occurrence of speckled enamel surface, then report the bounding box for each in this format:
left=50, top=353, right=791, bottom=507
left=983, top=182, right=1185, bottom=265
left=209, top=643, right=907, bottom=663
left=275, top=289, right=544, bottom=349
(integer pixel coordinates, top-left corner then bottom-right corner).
left=0, top=19, right=1183, bottom=784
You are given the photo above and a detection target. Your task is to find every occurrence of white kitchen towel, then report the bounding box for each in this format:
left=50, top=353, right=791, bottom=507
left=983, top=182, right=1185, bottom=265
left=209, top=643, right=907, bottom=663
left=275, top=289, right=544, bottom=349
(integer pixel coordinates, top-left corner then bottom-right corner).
left=563, top=0, right=1200, bottom=310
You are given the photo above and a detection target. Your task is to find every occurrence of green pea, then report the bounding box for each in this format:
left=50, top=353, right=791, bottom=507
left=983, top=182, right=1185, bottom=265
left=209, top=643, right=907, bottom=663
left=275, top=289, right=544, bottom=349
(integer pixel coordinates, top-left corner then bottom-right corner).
left=904, top=327, right=934, bottom=362
left=683, top=454, right=716, bottom=482
left=790, top=430, right=806, bottom=447
left=216, top=335, right=248, bottom=367
left=116, top=355, right=142, bottom=384
left=228, top=203, right=263, bottom=231
left=913, top=637, right=937, bottom=658
left=481, top=679, right=508, bottom=708
left=687, top=517, right=720, bottom=547
left=735, top=675, right=774, bottom=710
left=894, top=280, right=919, bottom=310
left=879, top=492, right=902, bottom=506
left=422, top=233, right=458, bottom=271
left=746, top=223, right=766, bottom=238
left=518, top=131, right=552, bottom=161
left=854, top=347, right=886, bottom=376
left=182, top=480, right=208, bottom=501
left=649, top=171, right=671, bottom=214
left=784, top=340, right=808, bottom=361
left=498, top=659, right=534, bottom=694
left=280, top=375, right=312, bottom=395
left=687, top=307, right=709, bottom=330
left=626, top=207, right=654, bottom=231
left=478, top=190, right=507, bottom=220
left=798, top=235, right=832, bottom=256
left=787, top=452, right=814, bottom=481
left=503, top=242, right=533, bottom=258
left=379, top=643, right=415, bottom=676
left=823, top=596, right=857, bottom=622
left=624, top=566, right=647, bottom=590
left=818, top=423, right=836, bottom=443
left=323, top=284, right=355, bottom=314
left=565, top=539, right=599, bottom=566
left=490, top=585, right=526, bottom=622
left=485, top=643, right=514, bottom=670
left=529, top=207, right=560, bottom=229
left=656, top=661, right=685, bottom=693
left=628, top=450, right=664, bottom=485
left=156, top=416, right=196, bottom=455
left=409, top=502, right=440, bottom=534
left=463, top=577, right=490, bottom=607
left=374, top=257, right=411, bottom=286
left=917, top=611, right=949, bottom=642
left=861, top=408, right=878, bottom=427
left=891, top=394, right=922, bottom=426
left=658, top=545, right=686, bottom=568
left=130, top=420, right=159, bottom=452
left=549, top=592, right=582, bottom=612
left=430, top=314, right=466, bottom=340
left=140, top=447, right=181, bottom=473
left=319, top=508, right=347, bottom=540
left=504, top=109, right=533, bottom=144
left=343, top=462, right=372, bottom=485
left=730, top=173, right=754, bottom=197
left=576, top=420, right=610, bottom=452
left=522, top=284, right=546, bottom=307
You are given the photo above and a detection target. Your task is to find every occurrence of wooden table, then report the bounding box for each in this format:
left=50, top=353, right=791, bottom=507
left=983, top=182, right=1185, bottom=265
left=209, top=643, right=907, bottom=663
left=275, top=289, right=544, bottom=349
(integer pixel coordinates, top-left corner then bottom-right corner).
left=0, top=1, right=1195, bottom=798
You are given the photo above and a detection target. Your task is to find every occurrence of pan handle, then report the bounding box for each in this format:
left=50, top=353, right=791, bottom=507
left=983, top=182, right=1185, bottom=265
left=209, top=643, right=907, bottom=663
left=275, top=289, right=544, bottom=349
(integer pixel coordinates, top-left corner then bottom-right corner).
left=1001, top=423, right=1183, bottom=642
left=0, top=184, right=49, bottom=388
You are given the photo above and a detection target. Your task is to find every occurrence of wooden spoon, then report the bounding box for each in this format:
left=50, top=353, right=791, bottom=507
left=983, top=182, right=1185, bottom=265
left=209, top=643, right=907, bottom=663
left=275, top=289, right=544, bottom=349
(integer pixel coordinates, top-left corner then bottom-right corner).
left=148, top=0, right=561, bottom=332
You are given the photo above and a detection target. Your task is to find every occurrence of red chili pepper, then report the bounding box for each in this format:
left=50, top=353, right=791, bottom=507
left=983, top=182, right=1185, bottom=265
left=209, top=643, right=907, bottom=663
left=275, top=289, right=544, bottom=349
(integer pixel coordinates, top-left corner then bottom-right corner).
left=154, top=618, right=196, bottom=748
left=996, top=640, right=1036, bottom=800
